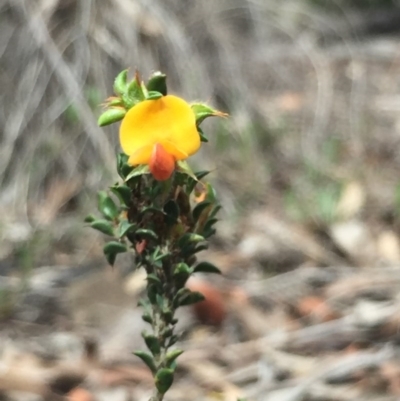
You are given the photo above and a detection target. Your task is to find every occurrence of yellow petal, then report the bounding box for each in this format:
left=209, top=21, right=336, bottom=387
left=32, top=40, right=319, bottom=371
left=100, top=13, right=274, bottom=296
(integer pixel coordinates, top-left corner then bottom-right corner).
left=128, top=144, right=153, bottom=165
left=161, top=140, right=188, bottom=160
left=119, top=95, right=200, bottom=161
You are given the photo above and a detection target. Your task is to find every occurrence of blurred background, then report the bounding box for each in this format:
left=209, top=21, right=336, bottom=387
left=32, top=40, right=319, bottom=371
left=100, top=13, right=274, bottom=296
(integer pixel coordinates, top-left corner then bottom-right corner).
left=2, top=0, right=400, bottom=400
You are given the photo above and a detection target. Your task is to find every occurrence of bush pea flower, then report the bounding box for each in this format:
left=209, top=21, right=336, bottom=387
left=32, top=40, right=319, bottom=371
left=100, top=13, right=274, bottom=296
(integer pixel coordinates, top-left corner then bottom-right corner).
left=119, top=95, right=201, bottom=181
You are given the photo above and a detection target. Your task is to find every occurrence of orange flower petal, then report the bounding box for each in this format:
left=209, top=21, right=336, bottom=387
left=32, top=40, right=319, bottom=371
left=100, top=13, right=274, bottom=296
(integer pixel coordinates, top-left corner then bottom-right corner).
left=149, top=143, right=176, bottom=181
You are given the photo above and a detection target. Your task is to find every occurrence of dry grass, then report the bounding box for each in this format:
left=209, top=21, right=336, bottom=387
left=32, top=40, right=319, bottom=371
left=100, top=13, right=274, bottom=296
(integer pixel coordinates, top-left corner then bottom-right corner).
left=1, top=0, right=400, bottom=250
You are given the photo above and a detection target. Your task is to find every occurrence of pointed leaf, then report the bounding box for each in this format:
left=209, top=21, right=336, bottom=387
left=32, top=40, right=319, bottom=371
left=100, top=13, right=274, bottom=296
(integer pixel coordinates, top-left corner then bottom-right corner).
left=146, top=91, right=163, bottom=100
left=147, top=72, right=167, bottom=95
left=103, top=241, right=127, bottom=266
left=118, top=220, right=137, bottom=237
left=110, top=184, right=131, bottom=206
left=113, top=69, right=128, bottom=96
left=116, top=153, right=133, bottom=179
left=123, top=75, right=145, bottom=109
left=165, top=349, right=184, bottom=367
left=133, top=351, right=157, bottom=374
left=174, top=288, right=205, bottom=307
left=173, top=263, right=192, bottom=287
left=176, top=160, right=198, bottom=181
left=84, top=214, right=96, bottom=223
left=198, top=127, right=208, bottom=142
left=142, top=313, right=153, bottom=324
left=98, top=108, right=126, bottom=127
left=191, top=103, right=228, bottom=124
left=97, top=191, right=119, bottom=220
left=136, top=229, right=158, bottom=242
left=90, top=219, right=115, bottom=236
left=143, top=333, right=161, bottom=356
left=103, top=241, right=127, bottom=253
left=146, top=273, right=161, bottom=286
left=124, top=164, right=150, bottom=182
left=194, top=261, right=221, bottom=274
left=203, top=218, right=218, bottom=233
left=177, top=233, right=205, bottom=249
left=192, top=201, right=212, bottom=222
left=155, top=368, right=174, bottom=394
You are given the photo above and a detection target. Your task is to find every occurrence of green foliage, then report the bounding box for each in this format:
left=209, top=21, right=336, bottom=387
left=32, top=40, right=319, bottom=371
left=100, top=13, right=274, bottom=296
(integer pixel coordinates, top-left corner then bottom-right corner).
left=155, top=368, right=175, bottom=394
left=97, top=191, right=119, bottom=220
left=98, top=108, right=126, bottom=126
left=147, top=72, right=167, bottom=96
left=103, top=241, right=127, bottom=266
left=194, top=261, right=221, bottom=274
left=133, top=351, right=157, bottom=374
left=89, top=69, right=222, bottom=400
left=90, top=219, right=114, bottom=236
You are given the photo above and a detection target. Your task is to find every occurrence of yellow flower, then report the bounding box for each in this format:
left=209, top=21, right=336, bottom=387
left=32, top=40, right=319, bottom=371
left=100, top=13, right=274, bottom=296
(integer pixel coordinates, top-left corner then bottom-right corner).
left=119, top=95, right=200, bottom=181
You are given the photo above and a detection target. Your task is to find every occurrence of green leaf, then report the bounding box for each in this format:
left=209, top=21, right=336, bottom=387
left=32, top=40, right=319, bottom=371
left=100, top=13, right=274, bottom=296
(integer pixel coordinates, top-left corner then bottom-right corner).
left=97, top=191, right=119, bottom=220
left=139, top=206, right=164, bottom=218
left=133, top=351, right=157, bottom=374
left=90, top=219, right=115, bottom=236
left=118, top=220, right=137, bottom=238
left=196, top=170, right=210, bottom=180
left=194, top=261, right=221, bottom=274
left=174, top=288, right=205, bottom=307
left=146, top=91, right=163, bottom=100
left=110, top=184, right=131, bottom=206
left=192, top=242, right=209, bottom=254
left=84, top=214, right=96, bottom=223
left=210, top=205, right=222, bottom=219
left=123, top=75, right=145, bottom=109
left=103, top=241, right=127, bottom=254
left=143, top=333, right=161, bottom=356
left=155, top=368, right=174, bottom=394
left=173, top=262, right=192, bottom=287
left=116, top=153, right=133, bottom=179
left=177, top=233, right=205, bottom=249
left=186, top=170, right=210, bottom=194
left=153, top=251, right=172, bottom=262
left=203, top=218, right=218, bottom=233
left=98, top=108, right=126, bottom=127
left=136, top=229, right=158, bottom=241
left=162, top=309, right=173, bottom=324
left=192, top=201, right=212, bottom=222
left=205, top=183, right=218, bottom=203
left=103, top=241, right=127, bottom=266
left=165, top=349, right=184, bottom=367
left=108, top=98, right=123, bottom=107
left=125, top=164, right=150, bottom=182
left=173, top=262, right=192, bottom=276
left=146, top=72, right=167, bottom=95
left=176, top=160, right=198, bottom=181
left=191, top=103, right=227, bottom=124
left=203, top=228, right=217, bottom=239
left=113, top=69, right=128, bottom=96
left=142, top=313, right=153, bottom=324
left=198, top=127, right=208, bottom=142
left=146, top=273, right=161, bottom=286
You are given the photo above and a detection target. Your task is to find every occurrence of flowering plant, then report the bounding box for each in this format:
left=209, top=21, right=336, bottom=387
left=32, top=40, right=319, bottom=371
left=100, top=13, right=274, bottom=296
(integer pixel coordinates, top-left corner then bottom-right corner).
left=87, top=70, right=226, bottom=400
